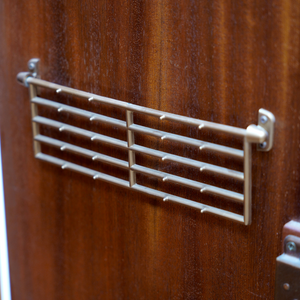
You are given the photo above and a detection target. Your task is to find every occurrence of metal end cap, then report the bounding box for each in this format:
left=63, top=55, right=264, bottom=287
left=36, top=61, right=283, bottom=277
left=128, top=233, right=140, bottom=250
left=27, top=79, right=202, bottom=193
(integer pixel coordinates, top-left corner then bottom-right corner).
left=16, top=72, right=32, bottom=87
left=246, top=124, right=268, bottom=143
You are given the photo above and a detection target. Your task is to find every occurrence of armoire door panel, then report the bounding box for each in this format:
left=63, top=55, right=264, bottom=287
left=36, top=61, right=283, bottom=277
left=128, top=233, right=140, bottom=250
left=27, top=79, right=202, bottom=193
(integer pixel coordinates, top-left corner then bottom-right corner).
left=1, top=1, right=300, bottom=299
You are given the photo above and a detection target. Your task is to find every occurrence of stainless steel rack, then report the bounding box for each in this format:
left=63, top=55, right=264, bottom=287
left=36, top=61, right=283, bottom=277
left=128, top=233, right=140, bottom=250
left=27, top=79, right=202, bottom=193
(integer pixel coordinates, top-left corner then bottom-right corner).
left=17, top=58, right=275, bottom=225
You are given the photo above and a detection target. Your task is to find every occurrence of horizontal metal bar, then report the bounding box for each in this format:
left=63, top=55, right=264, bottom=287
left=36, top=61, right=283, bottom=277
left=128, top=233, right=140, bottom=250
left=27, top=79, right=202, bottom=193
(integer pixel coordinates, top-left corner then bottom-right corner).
left=36, top=152, right=130, bottom=188
left=23, top=76, right=264, bottom=140
left=131, top=165, right=244, bottom=203
left=33, top=116, right=128, bottom=149
left=130, top=124, right=243, bottom=159
left=35, top=152, right=244, bottom=224
left=33, top=117, right=243, bottom=181
left=32, top=97, right=127, bottom=128
left=130, top=144, right=243, bottom=181
left=132, top=185, right=244, bottom=223
left=35, top=135, right=129, bottom=169
left=35, top=134, right=243, bottom=202
left=32, top=97, right=243, bottom=159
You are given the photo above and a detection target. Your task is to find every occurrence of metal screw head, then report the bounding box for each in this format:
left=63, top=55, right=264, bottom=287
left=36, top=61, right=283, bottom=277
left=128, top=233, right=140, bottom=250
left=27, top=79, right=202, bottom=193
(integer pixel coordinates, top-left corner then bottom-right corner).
left=260, top=115, right=268, bottom=124
left=283, top=283, right=290, bottom=290
left=259, top=142, right=267, bottom=149
left=287, top=241, right=297, bottom=252
left=28, top=62, right=35, bottom=70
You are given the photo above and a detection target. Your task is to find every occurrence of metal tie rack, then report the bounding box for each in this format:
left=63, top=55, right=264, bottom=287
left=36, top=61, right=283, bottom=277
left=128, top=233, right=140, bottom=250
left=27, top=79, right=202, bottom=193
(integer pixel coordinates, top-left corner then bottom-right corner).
left=17, top=58, right=275, bottom=225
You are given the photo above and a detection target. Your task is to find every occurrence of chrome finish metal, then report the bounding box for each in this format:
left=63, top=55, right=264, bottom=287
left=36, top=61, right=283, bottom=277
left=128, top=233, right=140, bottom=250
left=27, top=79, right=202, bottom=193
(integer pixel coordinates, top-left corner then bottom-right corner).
left=129, top=123, right=243, bottom=158
left=243, top=138, right=252, bottom=225
left=275, top=235, right=300, bottom=299
left=126, top=110, right=136, bottom=187
left=18, top=74, right=268, bottom=141
left=17, top=72, right=32, bottom=87
left=26, top=59, right=41, bottom=155
left=287, top=242, right=297, bottom=252
left=27, top=58, right=40, bottom=79
left=257, top=108, right=275, bottom=151
left=17, top=59, right=276, bottom=225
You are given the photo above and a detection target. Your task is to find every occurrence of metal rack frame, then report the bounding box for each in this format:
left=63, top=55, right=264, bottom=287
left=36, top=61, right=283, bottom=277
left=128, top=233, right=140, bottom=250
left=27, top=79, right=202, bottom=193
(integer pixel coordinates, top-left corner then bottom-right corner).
left=17, top=58, right=275, bottom=225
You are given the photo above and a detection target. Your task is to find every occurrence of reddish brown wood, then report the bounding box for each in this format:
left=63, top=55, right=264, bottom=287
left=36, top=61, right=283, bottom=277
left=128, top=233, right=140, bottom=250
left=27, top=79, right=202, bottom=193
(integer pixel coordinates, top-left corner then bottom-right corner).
left=1, top=0, right=300, bottom=299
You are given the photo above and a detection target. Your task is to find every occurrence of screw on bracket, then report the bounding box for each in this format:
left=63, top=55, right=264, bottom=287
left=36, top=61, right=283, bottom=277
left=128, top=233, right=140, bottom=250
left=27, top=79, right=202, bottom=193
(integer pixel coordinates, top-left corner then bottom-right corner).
left=260, top=115, right=268, bottom=124
left=287, top=241, right=297, bottom=252
left=27, top=58, right=40, bottom=78
left=257, top=109, right=275, bottom=152
left=259, top=142, right=267, bottom=149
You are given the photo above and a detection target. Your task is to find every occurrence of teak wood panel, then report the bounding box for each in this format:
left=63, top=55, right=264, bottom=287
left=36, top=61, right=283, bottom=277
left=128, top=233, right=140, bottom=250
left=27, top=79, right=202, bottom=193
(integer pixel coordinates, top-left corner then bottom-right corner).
left=1, top=0, right=300, bottom=299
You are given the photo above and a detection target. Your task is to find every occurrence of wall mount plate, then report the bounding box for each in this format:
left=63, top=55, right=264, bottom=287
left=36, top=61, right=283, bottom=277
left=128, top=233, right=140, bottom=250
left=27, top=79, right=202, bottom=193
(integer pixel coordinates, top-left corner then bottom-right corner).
left=257, top=108, right=275, bottom=152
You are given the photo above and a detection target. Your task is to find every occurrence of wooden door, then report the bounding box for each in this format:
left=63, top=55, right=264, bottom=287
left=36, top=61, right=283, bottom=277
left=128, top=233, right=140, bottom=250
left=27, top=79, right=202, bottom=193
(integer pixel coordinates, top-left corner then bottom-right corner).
left=1, top=1, right=300, bottom=299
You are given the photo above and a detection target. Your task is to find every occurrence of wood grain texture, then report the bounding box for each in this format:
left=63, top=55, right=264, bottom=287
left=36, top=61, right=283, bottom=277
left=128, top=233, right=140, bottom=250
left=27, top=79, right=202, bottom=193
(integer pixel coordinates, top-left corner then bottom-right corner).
left=1, top=0, right=300, bottom=299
